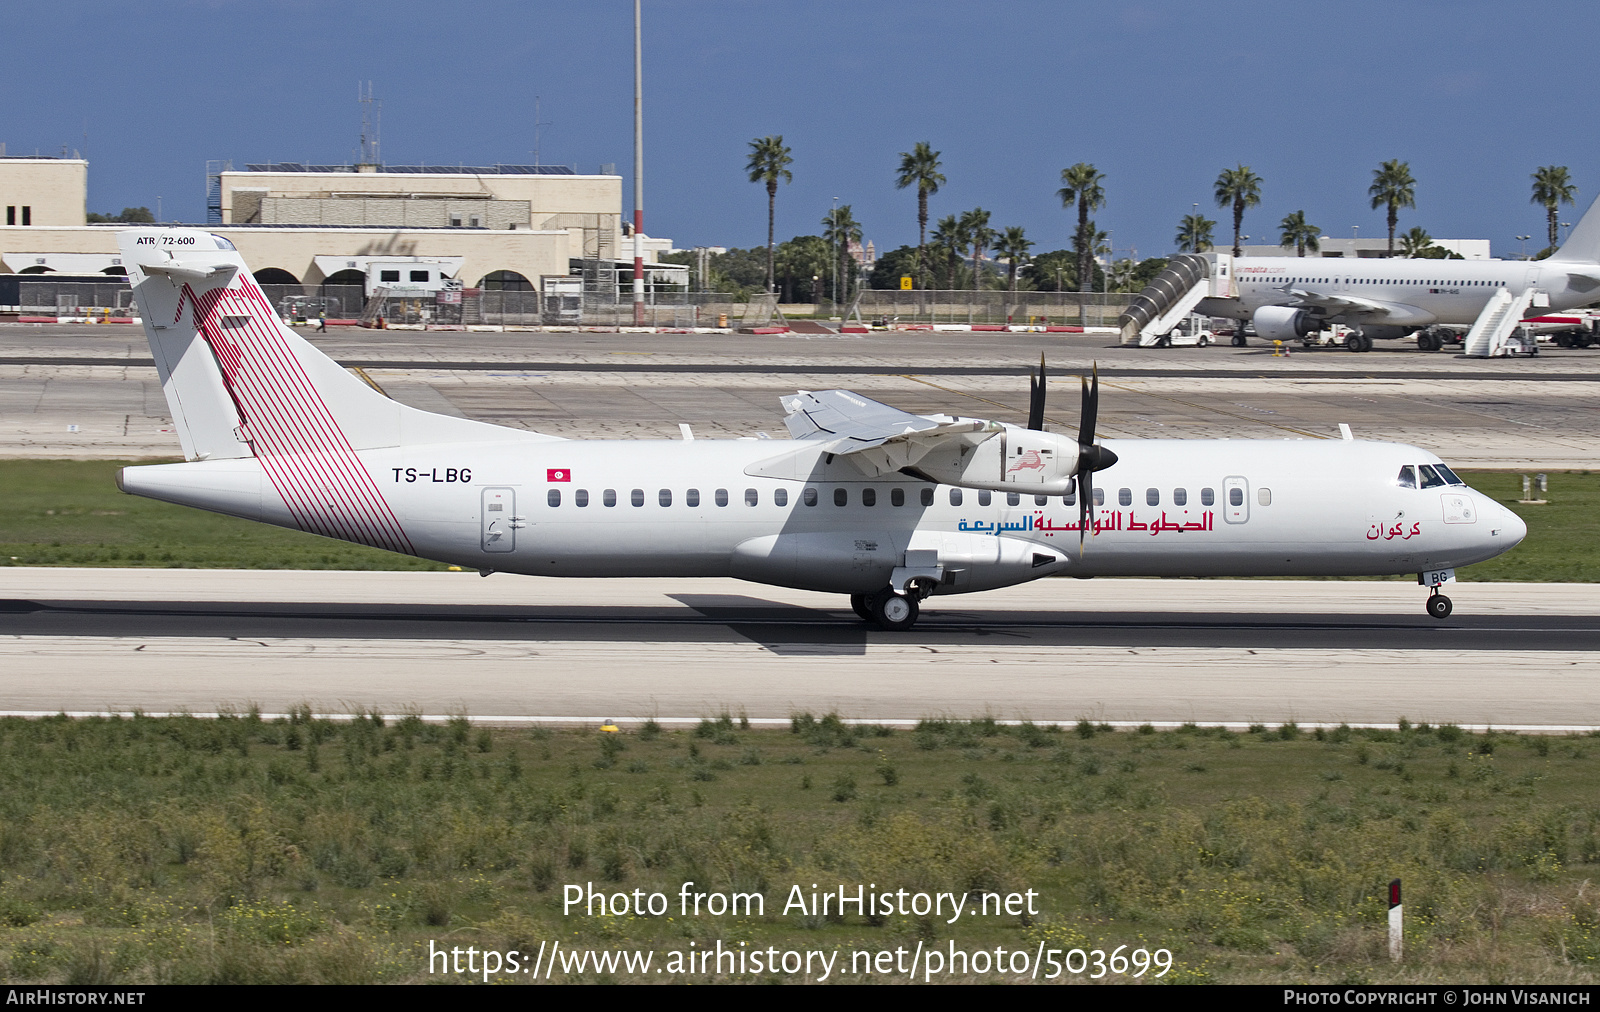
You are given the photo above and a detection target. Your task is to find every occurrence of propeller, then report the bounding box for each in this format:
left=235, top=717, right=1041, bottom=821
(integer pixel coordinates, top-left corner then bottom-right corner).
left=1026, top=353, right=1047, bottom=431
left=1075, top=364, right=1119, bottom=555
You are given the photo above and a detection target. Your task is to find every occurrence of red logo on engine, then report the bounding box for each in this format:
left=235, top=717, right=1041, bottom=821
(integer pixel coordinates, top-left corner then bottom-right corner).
left=1006, top=450, right=1045, bottom=473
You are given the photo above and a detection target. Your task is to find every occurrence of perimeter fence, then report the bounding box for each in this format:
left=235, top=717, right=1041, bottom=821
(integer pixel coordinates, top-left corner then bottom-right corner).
left=847, top=290, right=1133, bottom=327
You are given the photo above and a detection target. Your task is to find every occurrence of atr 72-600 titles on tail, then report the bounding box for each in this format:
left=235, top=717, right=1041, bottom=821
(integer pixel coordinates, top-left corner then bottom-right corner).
left=115, top=229, right=1525, bottom=630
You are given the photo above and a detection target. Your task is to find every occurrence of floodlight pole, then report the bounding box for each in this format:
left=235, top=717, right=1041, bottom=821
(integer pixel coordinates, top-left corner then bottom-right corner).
left=632, top=0, right=645, bottom=327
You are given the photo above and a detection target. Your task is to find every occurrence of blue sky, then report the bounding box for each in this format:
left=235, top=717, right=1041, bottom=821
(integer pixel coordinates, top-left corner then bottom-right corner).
left=6, top=1, right=1597, bottom=259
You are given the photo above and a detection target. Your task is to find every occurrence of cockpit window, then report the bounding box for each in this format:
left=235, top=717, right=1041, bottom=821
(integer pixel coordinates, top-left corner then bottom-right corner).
left=1395, top=465, right=1417, bottom=489
left=1417, top=464, right=1448, bottom=489
left=1434, top=464, right=1464, bottom=486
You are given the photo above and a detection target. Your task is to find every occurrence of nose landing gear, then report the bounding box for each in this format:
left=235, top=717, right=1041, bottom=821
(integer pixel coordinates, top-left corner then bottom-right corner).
left=1426, top=589, right=1453, bottom=620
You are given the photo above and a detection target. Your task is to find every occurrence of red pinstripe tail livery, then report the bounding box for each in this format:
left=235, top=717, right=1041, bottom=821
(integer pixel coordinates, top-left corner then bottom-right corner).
left=116, top=229, right=552, bottom=557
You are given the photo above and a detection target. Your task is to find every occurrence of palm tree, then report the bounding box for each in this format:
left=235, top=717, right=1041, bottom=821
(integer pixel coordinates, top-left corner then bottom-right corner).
left=1057, top=163, right=1106, bottom=299
left=1278, top=210, right=1321, bottom=257
left=1214, top=165, right=1262, bottom=258
left=895, top=142, right=945, bottom=288
left=821, top=204, right=863, bottom=305
left=1107, top=259, right=1139, bottom=294
left=1175, top=213, right=1215, bottom=253
left=745, top=136, right=793, bottom=293
left=992, top=225, right=1033, bottom=292
left=961, top=207, right=994, bottom=290
left=1368, top=159, right=1417, bottom=255
left=930, top=214, right=967, bottom=289
left=1398, top=226, right=1434, bottom=258
left=1531, top=165, right=1577, bottom=252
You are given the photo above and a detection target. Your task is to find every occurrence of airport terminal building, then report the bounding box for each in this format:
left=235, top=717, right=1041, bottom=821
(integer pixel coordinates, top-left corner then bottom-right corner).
left=0, top=154, right=685, bottom=320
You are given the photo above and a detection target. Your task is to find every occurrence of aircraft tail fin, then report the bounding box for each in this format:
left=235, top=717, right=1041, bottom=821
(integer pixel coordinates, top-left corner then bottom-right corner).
left=119, top=228, right=550, bottom=462
left=1552, top=194, right=1600, bottom=264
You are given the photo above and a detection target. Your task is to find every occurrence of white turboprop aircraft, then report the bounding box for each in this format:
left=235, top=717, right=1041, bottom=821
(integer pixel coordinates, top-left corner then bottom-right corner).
left=1194, top=195, right=1600, bottom=351
left=115, top=229, right=1526, bottom=630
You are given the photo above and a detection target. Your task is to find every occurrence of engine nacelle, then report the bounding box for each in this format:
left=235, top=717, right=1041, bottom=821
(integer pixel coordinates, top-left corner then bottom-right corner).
left=1252, top=305, right=1320, bottom=341
left=909, top=426, right=1078, bottom=494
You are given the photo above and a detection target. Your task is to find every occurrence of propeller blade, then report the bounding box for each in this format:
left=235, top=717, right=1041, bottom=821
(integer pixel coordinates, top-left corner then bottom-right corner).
left=1078, top=365, right=1099, bottom=448
left=1074, top=364, right=1119, bottom=557
left=1027, top=353, right=1046, bottom=430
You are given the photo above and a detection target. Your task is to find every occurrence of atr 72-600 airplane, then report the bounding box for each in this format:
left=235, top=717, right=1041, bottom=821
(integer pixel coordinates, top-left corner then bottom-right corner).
left=1191, top=194, right=1600, bottom=351
left=114, top=229, right=1526, bottom=630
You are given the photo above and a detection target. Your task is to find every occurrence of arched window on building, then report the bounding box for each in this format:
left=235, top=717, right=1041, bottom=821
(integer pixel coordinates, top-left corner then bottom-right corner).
left=479, top=270, right=534, bottom=291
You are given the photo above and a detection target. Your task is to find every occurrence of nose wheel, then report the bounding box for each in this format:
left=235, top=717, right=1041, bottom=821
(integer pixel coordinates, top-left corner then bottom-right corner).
left=1426, top=590, right=1453, bottom=620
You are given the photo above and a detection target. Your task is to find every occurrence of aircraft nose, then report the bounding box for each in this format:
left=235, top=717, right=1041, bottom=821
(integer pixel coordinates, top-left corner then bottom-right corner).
left=1495, top=503, right=1527, bottom=549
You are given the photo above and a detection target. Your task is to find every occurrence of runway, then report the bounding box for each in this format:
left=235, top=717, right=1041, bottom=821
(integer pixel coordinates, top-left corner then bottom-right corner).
left=3, top=568, right=1596, bottom=730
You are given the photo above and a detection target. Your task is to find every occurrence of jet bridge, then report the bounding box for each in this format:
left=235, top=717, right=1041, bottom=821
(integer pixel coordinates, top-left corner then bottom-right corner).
left=1118, top=253, right=1235, bottom=345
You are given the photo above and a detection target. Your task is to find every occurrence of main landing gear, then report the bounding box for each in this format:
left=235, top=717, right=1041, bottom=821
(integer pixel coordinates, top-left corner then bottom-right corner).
left=1426, top=588, right=1453, bottom=620
left=850, top=586, right=928, bottom=631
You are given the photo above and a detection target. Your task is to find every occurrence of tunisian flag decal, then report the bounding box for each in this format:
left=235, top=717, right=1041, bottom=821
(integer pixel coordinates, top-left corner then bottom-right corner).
left=547, top=468, right=571, bottom=482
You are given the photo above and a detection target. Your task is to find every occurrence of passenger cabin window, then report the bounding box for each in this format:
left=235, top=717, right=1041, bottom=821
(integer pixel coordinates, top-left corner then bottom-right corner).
left=1418, top=464, right=1448, bottom=489
left=1174, top=488, right=1188, bottom=506
left=1035, top=495, right=1049, bottom=506
left=1229, top=488, right=1244, bottom=507
left=1201, top=488, right=1215, bottom=506
left=548, top=489, right=561, bottom=507
left=603, top=489, right=617, bottom=507
left=1093, top=488, right=1105, bottom=506
left=1118, top=488, right=1132, bottom=507
left=774, top=488, right=788, bottom=506
left=978, top=490, right=991, bottom=506
left=950, top=488, right=963, bottom=506
left=1006, top=492, right=1020, bottom=506
left=575, top=489, right=589, bottom=507
left=1146, top=488, right=1160, bottom=506
left=686, top=489, right=700, bottom=507
left=1064, top=490, right=1076, bottom=506
left=891, top=488, right=905, bottom=507
left=1258, top=488, right=1272, bottom=506
left=631, top=489, right=644, bottom=507
left=833, top=488, right=848, bottom=507
left=659, top=489, right=672, bottom=507
left=803, top=487, right=818, bottom=507
left=920, top=487, right=934, bottom=507
left=1396, top=465, right=1417, bottom=489
left=745, top=488, right=759, bottom=506
left=862, top=488, right=876, bottom=507
left=715, top=488, right=729, bottom=507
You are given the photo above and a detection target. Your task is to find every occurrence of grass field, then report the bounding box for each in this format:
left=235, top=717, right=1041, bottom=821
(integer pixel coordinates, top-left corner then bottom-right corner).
left=0, top=460, right=1593, bottom=580
left=0, top=715, right=1597, bottom=984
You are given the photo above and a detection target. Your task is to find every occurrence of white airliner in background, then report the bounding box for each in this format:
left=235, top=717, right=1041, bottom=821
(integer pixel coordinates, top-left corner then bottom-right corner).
left=1195, top=194, right=1600, bottom=351
left=114, top=229, right=1526, bottom=630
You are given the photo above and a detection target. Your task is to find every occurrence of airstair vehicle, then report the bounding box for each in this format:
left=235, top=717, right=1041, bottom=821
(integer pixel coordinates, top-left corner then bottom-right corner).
left=1118, top=254, right=1235, bottom=347
left=1463, top=287, right=1541, bottom=357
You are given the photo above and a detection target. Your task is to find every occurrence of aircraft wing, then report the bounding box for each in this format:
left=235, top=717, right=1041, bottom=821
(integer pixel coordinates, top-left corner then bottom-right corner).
left=776, top=389, right=1001, bottom=476
left=1279, top=287, right=1436, bottom=326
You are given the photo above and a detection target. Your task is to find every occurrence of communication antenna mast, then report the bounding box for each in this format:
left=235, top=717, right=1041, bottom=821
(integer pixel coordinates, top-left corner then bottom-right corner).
left=358, top=82, right=381, bottom=167
left=532, top=96, right=551, bottom=168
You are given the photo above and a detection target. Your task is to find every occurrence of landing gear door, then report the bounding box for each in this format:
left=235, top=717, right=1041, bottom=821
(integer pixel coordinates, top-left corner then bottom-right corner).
left=1222, top=475, right=1249, bottom=524
left=482, top=487, right=517, bottom=553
